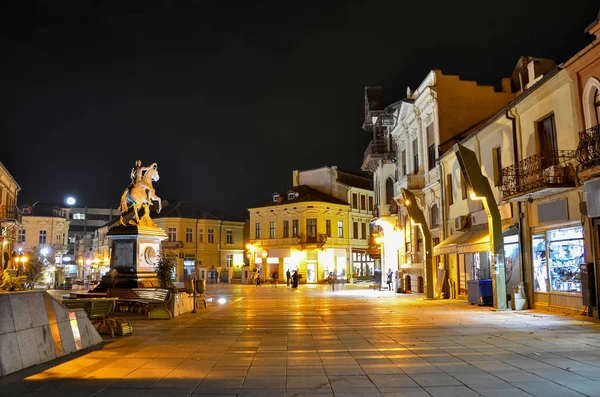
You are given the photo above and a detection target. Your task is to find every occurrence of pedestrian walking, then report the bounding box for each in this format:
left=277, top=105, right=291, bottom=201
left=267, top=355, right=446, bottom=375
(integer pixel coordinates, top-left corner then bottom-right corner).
left=255, top=269, right=262, bottom=286
left=291, top=270, right=299, bottom=289
left=386, top=269, right=393, bottom=291
left=286, top=269, right=291, bottom=286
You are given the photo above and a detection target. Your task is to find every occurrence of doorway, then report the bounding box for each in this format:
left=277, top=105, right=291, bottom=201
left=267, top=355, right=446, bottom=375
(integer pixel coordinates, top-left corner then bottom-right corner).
left=307, top=262, right=316, bottom=283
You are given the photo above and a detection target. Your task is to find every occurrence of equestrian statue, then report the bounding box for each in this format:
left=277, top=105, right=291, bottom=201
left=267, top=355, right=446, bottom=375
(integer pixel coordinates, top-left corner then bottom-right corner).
left=119, top=160, right=162, bottom=227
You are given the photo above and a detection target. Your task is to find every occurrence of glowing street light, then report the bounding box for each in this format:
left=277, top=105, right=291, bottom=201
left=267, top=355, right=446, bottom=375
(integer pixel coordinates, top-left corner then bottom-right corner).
left=65, top=196, right=76, bottom=206
left=40, top=247, right=50, bottom=256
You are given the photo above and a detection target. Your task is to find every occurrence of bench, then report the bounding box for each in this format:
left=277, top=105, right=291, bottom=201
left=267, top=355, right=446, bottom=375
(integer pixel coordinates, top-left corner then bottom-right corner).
left=61, top=298, right=131, bottom=338
left=107, top=288, right=172, bottom=320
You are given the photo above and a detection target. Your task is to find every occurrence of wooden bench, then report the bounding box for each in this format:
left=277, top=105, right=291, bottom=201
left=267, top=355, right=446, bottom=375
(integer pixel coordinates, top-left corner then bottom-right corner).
left=62, top=298, right=131, bottom=338
left=107, top=288, right=172, bottom=320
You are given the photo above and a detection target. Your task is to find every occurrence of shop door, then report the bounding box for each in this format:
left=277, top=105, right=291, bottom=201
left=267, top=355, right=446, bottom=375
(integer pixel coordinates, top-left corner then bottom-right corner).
left=307, top=262, right=316, bottom=283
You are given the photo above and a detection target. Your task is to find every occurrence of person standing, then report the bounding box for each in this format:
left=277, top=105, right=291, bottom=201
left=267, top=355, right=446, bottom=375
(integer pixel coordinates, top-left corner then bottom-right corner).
left=286, top=269, right=291, bottom=286
left=386, top=269, right=393, bottom=291
left=291, top=270, right=298, bottom=288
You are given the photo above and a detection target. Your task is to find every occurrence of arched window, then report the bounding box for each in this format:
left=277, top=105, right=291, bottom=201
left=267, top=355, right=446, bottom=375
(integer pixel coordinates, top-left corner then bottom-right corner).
left=430, top=204, right=439, bottom=227
left=385, top=177, right=394, bottom=204
left=595, top=88, right=600, bottom=126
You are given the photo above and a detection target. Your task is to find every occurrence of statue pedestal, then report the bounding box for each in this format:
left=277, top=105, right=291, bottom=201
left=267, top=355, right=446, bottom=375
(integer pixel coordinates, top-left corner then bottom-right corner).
left=92, top=225, right=167, bottom=292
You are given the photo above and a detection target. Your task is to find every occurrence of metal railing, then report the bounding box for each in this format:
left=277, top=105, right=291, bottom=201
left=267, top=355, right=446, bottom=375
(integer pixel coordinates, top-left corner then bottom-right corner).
left=0, top=206, right=21, bottom=223
left=576, top=125, right=600, bottom=170
left=161, top=240, right=184, bottom=249
left=298, top=234, right=327, bottom=244
left=500, top=150, right=575, bottom=198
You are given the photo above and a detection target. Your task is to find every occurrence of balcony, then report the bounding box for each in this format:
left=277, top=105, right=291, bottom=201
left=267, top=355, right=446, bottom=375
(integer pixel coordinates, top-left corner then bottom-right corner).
left=500, top=150, right=576, bottom=201
left=0, top=206, right=22, bottom=224
left=576, top=125, right=600, bottom=181
left=362, top=139, right=396, bottom=172
left=395, top=174, right=425, bottom=196
left=298, top=234, right=327, bottom=249
left=161, top=240, right=184, bottom=249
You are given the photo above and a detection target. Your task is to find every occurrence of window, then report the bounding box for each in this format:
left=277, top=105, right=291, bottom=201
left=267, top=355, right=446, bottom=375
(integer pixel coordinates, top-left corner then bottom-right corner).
left=326, top=219, right=331, bottom=237
left=427, top=124, right=436, bottom=170
left=283, top=220, right=289, bottom=238
left=431, top=204, right=439, bottom=227
left=368, top=196, right=374, bottom=212
left=361, top=223, right=367, bottom=240
left=39, top=230, right=47, bottom=245
left=292, top=220, right=299, bottom=237
left=537, top=114, right=558, bottom=167
left=492, top=146, right=502, bottom=187
left=18, top=229, right=25, bottom=243
left=226, top=230, right=233, bottom=244
left=360, top=195, right=366, bottom=210
left=56, top=233, right=60, bottom=243
left=428, top=144, right=436, bottom=170
left=270, top=221, right=276, bottom=239
left=226, top=254, right=233, bottom=267
left=412, top=138, right=419, bottom=174
left=72, top=213, right=85, bottom=220
left=460, top=172, right=467, bottom=200
left=416, top=228, right=423, bottom=252
left=401, top=150, right=407, bottom=176
left=352, top=193, right=358, bottom=209
left=168, top=227, right=177, bottom=242
left=595, top=88, right=600, bottom=125
left=533, top=226, right=584, bottom=294
left=287, top=191, right=296, bottom=200
left=186, top=228, right=193, bottom=243
left=353, top=222, right=359, bottom=239
left=255, top=223, right=261, bottom=239
left=199, top=229, right=204, bottom=243
left=385, top=177, right=394, bottom=204
left=208, top=229, right=215, bottom=243
left=338, top=221, right=344, bottom=238
left=306, top=218, right=317, bottom=237
left=446, top=174, right=453, bottom=205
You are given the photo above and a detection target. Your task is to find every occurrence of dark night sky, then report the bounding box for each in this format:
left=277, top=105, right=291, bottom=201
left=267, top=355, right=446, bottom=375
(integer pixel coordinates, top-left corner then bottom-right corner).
left=2, top=1, right=599, bottom=219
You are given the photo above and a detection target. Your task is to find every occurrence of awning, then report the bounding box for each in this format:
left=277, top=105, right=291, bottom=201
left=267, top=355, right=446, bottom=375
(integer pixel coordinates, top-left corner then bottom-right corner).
left=434, top=223, right=517, bottom=256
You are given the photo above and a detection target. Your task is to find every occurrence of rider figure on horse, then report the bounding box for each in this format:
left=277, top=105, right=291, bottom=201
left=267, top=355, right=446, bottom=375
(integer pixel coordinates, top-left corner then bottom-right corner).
left=130, top=160, right=153, bottom=201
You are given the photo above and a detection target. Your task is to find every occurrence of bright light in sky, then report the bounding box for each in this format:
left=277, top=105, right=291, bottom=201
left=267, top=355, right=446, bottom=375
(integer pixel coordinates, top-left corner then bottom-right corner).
left=66, top=197, right=76, bottom=205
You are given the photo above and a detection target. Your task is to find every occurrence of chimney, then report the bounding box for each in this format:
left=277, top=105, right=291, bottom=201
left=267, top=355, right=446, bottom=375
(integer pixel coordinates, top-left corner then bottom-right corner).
left=292, top=170, right=299, bottom=187
left=500, top=77, right=511, bottom=93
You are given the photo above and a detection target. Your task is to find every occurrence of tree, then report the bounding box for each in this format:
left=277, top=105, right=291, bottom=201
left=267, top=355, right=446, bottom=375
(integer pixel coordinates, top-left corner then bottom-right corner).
left=20, top=245, right=55, bottom=290
left=154, top=250, right=177, bottom=293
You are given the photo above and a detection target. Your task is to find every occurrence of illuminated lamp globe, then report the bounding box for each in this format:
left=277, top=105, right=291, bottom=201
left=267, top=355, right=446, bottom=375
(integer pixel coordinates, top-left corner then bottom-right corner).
left=65, top=197, right=76, bottom=206
left=40, top=247, right=50, bottom=256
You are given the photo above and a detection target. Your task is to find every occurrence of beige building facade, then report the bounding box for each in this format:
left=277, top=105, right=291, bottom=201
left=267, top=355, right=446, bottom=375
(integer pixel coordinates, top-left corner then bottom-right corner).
left=0, top=161, right=21, bottom=271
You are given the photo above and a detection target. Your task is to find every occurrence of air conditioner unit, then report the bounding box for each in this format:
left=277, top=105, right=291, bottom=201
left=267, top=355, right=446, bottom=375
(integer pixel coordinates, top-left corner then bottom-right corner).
left=470, top=210, right=488, bottom=226
left=455, top=215, right=468, bottom=231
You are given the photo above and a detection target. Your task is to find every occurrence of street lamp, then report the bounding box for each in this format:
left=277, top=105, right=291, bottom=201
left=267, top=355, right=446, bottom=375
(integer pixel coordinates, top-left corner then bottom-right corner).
left=65, top=196, right=76, bottom=206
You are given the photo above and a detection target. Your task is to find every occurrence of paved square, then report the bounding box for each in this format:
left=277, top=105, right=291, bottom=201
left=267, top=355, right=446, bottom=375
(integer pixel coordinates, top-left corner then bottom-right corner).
left=2, top=284, right=600, bottom=396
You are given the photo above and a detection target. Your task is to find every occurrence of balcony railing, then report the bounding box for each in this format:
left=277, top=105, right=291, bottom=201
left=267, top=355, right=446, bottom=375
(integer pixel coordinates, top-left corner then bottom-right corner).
left=0, top=206, right=21, bottom=224
left=576, top=125, right=600, bottom=172
left=362, top=139, right=397, bottom=172
left=298, top=234, right=327, bottom=245
left=162, top=240, right=184, bottom=249
left=500, top=150, right=576, bottom=200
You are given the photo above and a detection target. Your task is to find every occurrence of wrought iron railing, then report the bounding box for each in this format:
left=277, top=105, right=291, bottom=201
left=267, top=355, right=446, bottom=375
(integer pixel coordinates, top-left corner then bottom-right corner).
left=499, top=150, right=575, bottom=198
left=0, top=206, right=21, bottom=223
left=576, top=125, right=600, bottom=170
left=298, top=234, right=327, bottom=244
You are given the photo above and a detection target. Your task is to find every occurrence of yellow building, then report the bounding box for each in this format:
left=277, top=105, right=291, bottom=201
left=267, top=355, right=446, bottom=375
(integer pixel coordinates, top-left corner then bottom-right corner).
left=247, top=185, right=352, bottom=284
left=153, top=201, right=245, bottom=282
left=0, top=161, right=21, bottom=271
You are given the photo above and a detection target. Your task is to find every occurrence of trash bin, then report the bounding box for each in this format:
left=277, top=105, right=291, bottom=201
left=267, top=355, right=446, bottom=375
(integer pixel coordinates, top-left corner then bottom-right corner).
left=195, top=279, right=206, bottom=294
left=467, top=279, right=492, bottom=306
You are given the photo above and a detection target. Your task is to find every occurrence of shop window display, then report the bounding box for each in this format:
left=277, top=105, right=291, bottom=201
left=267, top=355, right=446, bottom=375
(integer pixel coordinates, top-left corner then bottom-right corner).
left=532, top=226, right=583, bottom=294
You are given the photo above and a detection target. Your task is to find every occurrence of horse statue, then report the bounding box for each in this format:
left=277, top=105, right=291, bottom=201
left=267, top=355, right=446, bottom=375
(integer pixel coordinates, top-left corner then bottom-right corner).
left=119, top=162, right=162, bottom=226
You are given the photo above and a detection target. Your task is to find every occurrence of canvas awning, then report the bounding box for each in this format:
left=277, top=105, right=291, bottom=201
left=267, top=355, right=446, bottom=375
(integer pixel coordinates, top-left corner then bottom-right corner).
left=434, top=223, right=517, bottom=256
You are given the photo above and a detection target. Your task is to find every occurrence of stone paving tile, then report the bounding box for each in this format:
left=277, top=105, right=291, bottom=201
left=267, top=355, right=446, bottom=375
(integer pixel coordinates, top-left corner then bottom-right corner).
left=424, top=385, right=483, bottom=397
left=511, top=381, right=587, bottom=397
left=559, top=380, right=600, bottom=396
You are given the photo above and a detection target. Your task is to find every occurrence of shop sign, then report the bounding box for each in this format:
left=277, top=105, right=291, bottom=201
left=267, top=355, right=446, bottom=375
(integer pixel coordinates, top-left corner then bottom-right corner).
left=184, top=253, right=196, bottom=259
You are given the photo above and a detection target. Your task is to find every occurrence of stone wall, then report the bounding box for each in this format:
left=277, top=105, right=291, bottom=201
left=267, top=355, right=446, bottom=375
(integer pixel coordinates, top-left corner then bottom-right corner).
left=0, top=291, right=102, bottom=377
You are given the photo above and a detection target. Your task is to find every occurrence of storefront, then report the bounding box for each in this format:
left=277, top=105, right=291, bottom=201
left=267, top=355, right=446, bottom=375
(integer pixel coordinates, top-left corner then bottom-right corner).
left=351, top=249, right=375, bottom=279
left=435, top=223, right=522, bottom=299
left=532, top=225, right=584, bottom=310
